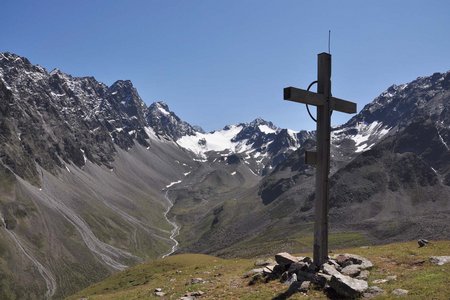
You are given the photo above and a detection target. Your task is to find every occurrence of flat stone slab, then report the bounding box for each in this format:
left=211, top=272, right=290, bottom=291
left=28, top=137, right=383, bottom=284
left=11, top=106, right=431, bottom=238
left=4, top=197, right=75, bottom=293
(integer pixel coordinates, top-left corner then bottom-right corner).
left=430, top=256, right=450, bottom=266
left=275, top=252, right=302, bottom=266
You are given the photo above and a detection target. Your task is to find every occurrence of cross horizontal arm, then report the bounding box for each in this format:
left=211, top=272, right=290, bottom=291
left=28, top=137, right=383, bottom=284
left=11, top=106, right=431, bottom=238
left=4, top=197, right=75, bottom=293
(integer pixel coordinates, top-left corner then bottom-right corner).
left=331, top=97, right=357, bottom=114
left=284, top=87, right=324, bottom=106
left=284, top=87, right=357, bottom=114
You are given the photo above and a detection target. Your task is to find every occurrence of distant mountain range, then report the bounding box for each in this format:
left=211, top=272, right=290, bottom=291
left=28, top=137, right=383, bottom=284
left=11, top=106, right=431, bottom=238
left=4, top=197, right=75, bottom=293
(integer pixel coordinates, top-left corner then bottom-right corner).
left=0, top=52, right=448, bottom=299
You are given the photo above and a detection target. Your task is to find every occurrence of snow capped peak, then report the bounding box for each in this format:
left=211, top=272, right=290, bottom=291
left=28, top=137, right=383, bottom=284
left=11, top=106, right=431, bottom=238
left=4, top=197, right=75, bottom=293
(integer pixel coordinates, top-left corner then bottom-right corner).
left=249, top=118, right=278, bottom=132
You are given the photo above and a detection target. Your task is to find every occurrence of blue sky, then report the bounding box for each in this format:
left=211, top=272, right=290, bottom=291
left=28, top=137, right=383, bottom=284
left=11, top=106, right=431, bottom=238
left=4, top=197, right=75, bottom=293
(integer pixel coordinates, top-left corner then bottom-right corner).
left=2, top=0, right=449, bottom=131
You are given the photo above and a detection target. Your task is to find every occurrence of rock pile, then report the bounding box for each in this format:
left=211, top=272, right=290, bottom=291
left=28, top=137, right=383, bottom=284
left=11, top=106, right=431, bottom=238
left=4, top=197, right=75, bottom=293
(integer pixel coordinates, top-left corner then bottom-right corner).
left=247, top=252, right=380, bottom=298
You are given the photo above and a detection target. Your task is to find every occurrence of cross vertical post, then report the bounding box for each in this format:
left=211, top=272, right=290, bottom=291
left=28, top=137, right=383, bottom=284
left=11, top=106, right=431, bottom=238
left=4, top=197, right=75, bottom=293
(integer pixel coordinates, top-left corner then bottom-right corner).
left=314, top=53, right=332, bottom=267
left=283, top=52, right=356, bottom=268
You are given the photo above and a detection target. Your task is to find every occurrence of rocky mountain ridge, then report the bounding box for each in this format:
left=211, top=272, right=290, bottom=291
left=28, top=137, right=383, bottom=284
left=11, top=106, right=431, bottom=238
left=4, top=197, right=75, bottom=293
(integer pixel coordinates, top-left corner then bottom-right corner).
left=0, top=51, right=449, bottom=299
left=0, top=52, right=317, bottom=184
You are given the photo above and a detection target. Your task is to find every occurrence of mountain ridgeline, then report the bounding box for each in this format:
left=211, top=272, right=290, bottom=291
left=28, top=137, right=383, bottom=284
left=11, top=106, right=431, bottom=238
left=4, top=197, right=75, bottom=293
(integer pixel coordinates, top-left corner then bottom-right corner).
left=0, top=52, right=449, bottom=299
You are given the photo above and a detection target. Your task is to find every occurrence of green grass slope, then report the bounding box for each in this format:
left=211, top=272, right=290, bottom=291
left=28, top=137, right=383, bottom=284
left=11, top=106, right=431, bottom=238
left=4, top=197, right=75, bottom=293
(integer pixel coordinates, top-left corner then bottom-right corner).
left=68, top=240, right=450, bottom=300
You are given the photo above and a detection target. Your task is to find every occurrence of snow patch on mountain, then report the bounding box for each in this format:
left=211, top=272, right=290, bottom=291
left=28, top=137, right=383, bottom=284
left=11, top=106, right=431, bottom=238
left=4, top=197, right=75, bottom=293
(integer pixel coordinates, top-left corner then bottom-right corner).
left=258, top=124, right=276, bottom=134
left=332, top=121, right=391, bottom=153
left=176, top=125, right=246, bottom=156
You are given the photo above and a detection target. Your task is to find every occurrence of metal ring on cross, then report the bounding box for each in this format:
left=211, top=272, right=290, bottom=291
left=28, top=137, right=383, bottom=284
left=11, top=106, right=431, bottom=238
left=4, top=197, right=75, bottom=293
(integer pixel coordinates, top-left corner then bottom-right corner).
left=306, top=80, right=333, bottom=123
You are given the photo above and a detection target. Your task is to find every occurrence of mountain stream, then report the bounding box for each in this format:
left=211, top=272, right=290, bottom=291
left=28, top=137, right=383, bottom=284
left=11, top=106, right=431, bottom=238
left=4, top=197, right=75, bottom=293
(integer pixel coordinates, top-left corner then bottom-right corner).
left=162, top=183, right=181, bottom=258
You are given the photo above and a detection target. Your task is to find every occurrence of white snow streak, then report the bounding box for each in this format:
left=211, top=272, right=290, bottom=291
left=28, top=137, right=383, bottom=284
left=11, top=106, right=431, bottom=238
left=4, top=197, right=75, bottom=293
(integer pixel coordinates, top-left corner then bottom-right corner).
left=166, top=180, right=181, bottom=188
left=158, top=106, right=170, bottom=115
left=437, top=128, right=449, bottom=150
left=80, top=149, right=87, bottom=163
left=335, top=121, right=391, bottom=153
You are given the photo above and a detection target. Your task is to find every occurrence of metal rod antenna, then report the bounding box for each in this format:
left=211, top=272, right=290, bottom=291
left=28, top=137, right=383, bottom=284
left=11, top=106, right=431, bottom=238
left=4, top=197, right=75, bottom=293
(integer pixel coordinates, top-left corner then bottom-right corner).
left=328, top=30, right=331, bottom=54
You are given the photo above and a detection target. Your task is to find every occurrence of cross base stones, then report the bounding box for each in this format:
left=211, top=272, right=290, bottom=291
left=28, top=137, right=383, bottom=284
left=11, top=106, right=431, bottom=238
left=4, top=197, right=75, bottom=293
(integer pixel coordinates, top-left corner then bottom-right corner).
left=247, top=251, right=375, bottom=299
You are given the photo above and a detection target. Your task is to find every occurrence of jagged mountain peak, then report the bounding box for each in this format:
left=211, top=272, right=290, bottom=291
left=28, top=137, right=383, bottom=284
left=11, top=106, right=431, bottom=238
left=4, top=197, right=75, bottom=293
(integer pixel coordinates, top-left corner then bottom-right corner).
left=0, top=52, right=31, bottom=65
left=49, top=67, right=63, bottom=75
left=249, top=117, right=275, bottom=127
left=248, top=117, right=278, bottom=133
left=330, top=70, right=450, bottom=154
left=108, top=79, right=144, bottom=104
left=146, top=101, right=197, bottom=140
left=352, top=70, right=450, bottom=125
left=148, top=101, right=172, bottom=115
left=109, top=79, right=134, bottom=90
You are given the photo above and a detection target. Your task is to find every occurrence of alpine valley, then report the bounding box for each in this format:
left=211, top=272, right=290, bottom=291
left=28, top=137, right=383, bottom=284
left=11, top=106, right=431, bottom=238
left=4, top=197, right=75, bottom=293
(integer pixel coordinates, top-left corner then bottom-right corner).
left=0, top=52, right=449, bottom=299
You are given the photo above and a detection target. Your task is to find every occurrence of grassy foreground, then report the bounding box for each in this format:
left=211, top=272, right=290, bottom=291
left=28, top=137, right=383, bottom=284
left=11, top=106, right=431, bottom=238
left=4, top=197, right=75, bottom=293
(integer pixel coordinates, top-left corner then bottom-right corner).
left=68, top=240, right=450, bottom=299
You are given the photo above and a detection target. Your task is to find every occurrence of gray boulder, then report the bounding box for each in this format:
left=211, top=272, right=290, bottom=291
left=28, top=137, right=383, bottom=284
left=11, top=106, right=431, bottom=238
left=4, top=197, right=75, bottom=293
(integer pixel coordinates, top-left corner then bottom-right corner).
left=299, top=280, right=311, bottom=292
left=297, top=271, right=326, bottom=287
left=341, top=264, right=361, bottom=277
left=329, top=273, right=368, bottom=298
left=418, top=239, right=429, bottom=247
left=363, top=286, right=384, bottom=298
left=190, top=278, right=206, bottom=284
left=337, top=253, right=373, bottom=270
left=357, top=270, right=370, bottom=280
left=322, top=263, right=340, bottom=276
left=430, top=256, right=450, bottom=265
left=288, top=262, right=309, bottom=274
left=391, top=288, right=409, bottom=296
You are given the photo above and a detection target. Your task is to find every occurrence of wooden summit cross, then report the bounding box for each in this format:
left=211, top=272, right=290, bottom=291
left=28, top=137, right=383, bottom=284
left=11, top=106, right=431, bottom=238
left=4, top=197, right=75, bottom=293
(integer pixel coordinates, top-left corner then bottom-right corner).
left=284, top=53, right=356, bottom=267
